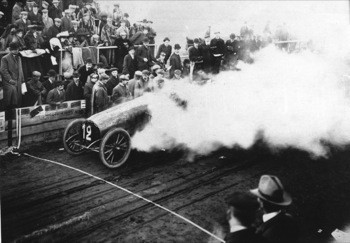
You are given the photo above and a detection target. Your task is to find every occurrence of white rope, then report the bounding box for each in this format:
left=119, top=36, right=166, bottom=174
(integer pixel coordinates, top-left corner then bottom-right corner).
left=23, top=153, right=225, bottom=243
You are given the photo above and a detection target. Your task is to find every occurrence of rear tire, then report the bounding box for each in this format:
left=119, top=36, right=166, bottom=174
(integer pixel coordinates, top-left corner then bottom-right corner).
left=99, top=128, right=131, bottom=169
left=63, top=119, right=86, bottom=155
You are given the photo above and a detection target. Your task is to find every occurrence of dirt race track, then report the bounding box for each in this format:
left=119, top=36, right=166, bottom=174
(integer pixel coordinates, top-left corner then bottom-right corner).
left=2, top=141, right=350, bottom=243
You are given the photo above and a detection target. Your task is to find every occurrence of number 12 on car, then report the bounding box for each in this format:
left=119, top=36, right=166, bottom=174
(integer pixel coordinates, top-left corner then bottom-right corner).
left=82, top=123, right=92, bottom=141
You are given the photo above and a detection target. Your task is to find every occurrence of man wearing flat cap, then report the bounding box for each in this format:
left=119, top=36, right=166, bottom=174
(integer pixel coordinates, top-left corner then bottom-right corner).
left=46, top=80, right=65, bottom=105
left=25, top=71, right=44, bottom=106
left=42, top=9, right=53, bottom=36
left=12, top=1, right=22, bottom=24
left=112, top=74, right=131, bottom=105
left=48, top=0, right=62, bottom=20
left=66, top=71, right=83, bottom=101
left=46, top=17, right=61, bottom=40
left=123, top=46, right=137, bottom=79
left=210, top=31, right=226, bottom=74
left=0, top=42, right=25, bottom=109
left=28, top=3, right=42, bottom=25
left=169, top=44, right=182, bottom=78
left=15, top=11, right=31, bottom=33
left=61, top=9, right=72, bottom=31
left=250, top=175, right=299, bottom=243
left=224, top=191, right=266, bottom=243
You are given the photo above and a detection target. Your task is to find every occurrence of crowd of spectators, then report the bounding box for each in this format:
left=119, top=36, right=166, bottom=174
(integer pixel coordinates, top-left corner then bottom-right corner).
left=0, top=0, right=293, bottom=114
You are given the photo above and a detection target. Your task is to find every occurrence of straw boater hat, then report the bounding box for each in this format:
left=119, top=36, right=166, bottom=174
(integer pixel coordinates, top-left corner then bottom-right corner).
left=250, top=175, right=292, bottom=206
left=52, top=0, right=60, bottom=3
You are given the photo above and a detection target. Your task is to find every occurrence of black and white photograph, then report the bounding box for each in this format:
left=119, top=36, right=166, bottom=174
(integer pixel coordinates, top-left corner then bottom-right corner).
left=1, top=0, right=350, bottom=242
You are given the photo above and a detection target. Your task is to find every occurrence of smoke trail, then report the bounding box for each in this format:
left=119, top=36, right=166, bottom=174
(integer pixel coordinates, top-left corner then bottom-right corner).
left=131, top=43, right=350, bottom=157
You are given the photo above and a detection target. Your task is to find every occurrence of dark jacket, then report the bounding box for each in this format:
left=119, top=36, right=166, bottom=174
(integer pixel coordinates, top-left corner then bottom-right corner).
left=256, top=212, right=299, bottom=243
left=169, top=53, right=182, bottom=78
left=92, top=81, right=109, bottom=114
left=78, top=64, right=94, bottom=86
left=66, top=80, right=83, bottom=101
left=123, top=54, right=137, bottom=78
left=12, top=3, right=22, bottom=24
left=48, top=5, right=62, bottom=20
left=112, top=83, right=130, bottom=104
left=129, top=31, right=145, bottom=46
left=28, top=12, right=42, bottom=25
left=210, top=37, right=226, bottom=56
left=156, top=44, right=172, bottom=64
left=14, top=19, right=31, bottom=33
left=188, top=46, right=203, bottom=63
left=25, top=79, right=44, bottom=106
left=225, top=228, right=266, bottom=243
left=46, top=88, right=65, bottom=105
left=105, top=75, right=119, bottom=96
left=61, top=16, right=72, bottom=32
left=46, top=25, right=61, bottom=40
left=136, top=45, right=154, bottom=71
left=24, top=31, right=40, bottom=50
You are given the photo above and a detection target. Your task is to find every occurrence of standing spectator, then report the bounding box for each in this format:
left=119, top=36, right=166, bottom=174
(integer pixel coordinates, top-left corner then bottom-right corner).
left=156, top=37, right=172, bottom=64
left=129, top=27, right=148, bottom=46
left=12, top=1, right=23, bottom=24
left=46, top=80, right=65, bottom=105
left=112, top=74, right=131, bottom=105
left=136, top=37, right=155, bottom=71
left=91, top=73, right=110, bottom=114
left=225, top=33, right=240, bottom=71
left=112, top=3, right=123, bottom=27
left=144, top=20, right=156, bottom=57
left=25, top=71, right=44, bottom=106
left=224, top=191, right=266, bottom=243
left=210, top=31, right=226, bottom=74
left=15, top=11, right=31, bottom=34
left=134, top=70, right=150, bottom=98
left=12, top=29, right=26, bottom=50
left=155, top=52, right=167, bottom=71
left=42, top=69, right=57, bottom=101
left=98, top=12, right=108, bottom=36
left=128, top=70, right=142, bottom=98
left=169, top=43, right=182, bottom=78
left=201, top=35, right=212, bottom=73
left=79, top=13, right=94, bottom=36
left=250, top=175, right=299, bottom=243
left=48, top=0, right=62, bottom=20
left=61, top=9, right=72, bottom=31
left=116, top=20, right=129, bottom=38
left=0, top=0, right=11, bottom=30
left=115, top=31, right=131, bottom=71
left=41, top=1, right=50, bottom=14
left=123, top=13, right=130, bottom=29
left=28, top=3, right=42, bottom=25
left=46, top=18, right=61, bottom=40
left=182, top=59, right=191, bottom=77
left=66, top=71, right=83, bottom=101
left=0, top=42, right=24, bottom=109
left=78, top=58, right=94, bottom=86
left=188, top=38, right=203, bottom=72
left=41, top=9, right=53, bottom=36
left=105, top=67, right=119, bottom=96
left=123, top=46, right=137, bottom=79
left=84, top=73, right=98, bottom=116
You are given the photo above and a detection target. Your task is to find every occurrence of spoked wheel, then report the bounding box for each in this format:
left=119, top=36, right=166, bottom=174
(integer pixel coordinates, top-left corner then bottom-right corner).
left=99, top=128, right=131, bottom=169
left=63, top=118, right=86, bottom=155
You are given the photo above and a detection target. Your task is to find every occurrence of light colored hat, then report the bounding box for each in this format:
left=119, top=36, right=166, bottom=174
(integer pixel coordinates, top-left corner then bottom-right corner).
left=20, top=11, right=28, bottom=15
left=0, top=11, right=4, bottom=16
left=42, top=9, right=48, bottom=13
left=135, top=71, right=142, bottom=76
left=32, top=71, right=41, bottom=77
left=54, top=18, right=62, bottom=22
left=52, top=0, right=60, bottom=3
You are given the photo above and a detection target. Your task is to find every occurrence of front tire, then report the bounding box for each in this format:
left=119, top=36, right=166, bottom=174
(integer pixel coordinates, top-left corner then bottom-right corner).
left=99, top=128, right=131, bottom=169
left=63, top=118, right=86, bottom=155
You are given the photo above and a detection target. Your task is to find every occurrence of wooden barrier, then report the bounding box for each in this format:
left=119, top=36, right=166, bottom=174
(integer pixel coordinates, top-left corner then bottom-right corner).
left=0, top=100, right=86, bottom=148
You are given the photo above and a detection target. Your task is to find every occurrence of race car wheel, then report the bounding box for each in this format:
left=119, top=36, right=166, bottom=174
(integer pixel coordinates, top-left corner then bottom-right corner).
left=63, top=118, right=86, bottom=155
left=99, top=128, right=131, bottom=169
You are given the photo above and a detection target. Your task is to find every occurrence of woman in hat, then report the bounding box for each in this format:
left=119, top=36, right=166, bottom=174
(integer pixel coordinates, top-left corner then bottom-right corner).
left=12, top=28, right=26, bottom=50
left=24, top=25, right=40, bottom=50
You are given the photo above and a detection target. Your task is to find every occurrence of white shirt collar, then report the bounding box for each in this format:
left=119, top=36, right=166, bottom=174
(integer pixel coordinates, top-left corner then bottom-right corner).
left=263, top=211, right=280, bottom=222
left=230, top=225, right=247, bottom=233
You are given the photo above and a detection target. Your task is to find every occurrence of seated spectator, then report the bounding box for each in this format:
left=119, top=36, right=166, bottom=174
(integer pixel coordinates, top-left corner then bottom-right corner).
left=12, top=1, right=22, bottom=24
left=25, top=71, right=44, bottom=106
left=41, top=9, right=53, bottom=37
left=76, top=32, right=89, bottom=47
left=105, top=67, right=119, bottom=95
left=224, top=191, right=266, bottom=243
left=134, top=69, right=150, bottom=98
left=78, top=58, right=94, bottom=86
left=172, top=69, right=182, bottom=80
left=28, top=3, right=42, bottom=26
left=42, top=69, right=57, bottom=101
left=115, top=31, right=131, bottom=72
left=46, top=80, right=65, bottom=105
left=46, top=18, right=62, bottom=40
left=15, top=11, right=31, bottom=34
left=0, top=24, right=17, bottom=50
left=92, top=73, right=110, bottom=114
left=90, top=34, right=103, bottom=46
left=112, top=74, right=131, bottom=105
left=123, top=46, right=137, bottom=79
left=169, top=43, right=182, bottom=78
left=24, top=25, right=40, bottom=50
left=128, top=70, right=142, bottom=98
left=69, top=20, right=80, bottom=37
left=84, top=73, right=98, bottom=116
left=156, top=37, right=172, bottom=64
left=66, top=71, right=83, bottom=101
left=12, top=28, right=26, bottom=50
left=250, top=175, right=299, bottom=243
left=101, top=17, right=117, bottom=46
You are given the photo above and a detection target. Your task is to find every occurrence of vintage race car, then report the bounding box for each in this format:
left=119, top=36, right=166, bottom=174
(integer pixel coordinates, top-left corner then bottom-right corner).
left=63, top=98, right=152, bottom=169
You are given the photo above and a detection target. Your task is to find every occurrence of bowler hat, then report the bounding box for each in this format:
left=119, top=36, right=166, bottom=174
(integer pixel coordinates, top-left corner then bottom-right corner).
left=174, top=44, right=181, bottom=50
left=163, top=37, right=170, bottom=42
left=250, top=175, right=292, bottom=206
left=72, top=71, right=80, bottom=78
left=9, top=42, right=20, bottom=50
left=193, top=38, right=200, bottom=44
left=47, top=69, right=57, bottom=77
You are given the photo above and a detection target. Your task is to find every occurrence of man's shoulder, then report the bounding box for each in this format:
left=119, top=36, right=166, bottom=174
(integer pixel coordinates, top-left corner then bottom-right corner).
left=225, top=228, right=265, bottom=243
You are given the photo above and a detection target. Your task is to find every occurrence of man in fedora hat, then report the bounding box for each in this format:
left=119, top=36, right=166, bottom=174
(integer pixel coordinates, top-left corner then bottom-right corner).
left=169, top=44, right=182, bottom=78
left=105, top=67, right=119, bottom=95
left=123, top=46, right=137, bottom=79
left=66, top=71, right=83, bottom=101
left=210, top=31, right=226, bottom=74
left=136, top=37, right=156, bottom=71
left=225, top=191, right=266, bottom=243
left=250, top=175, right=299, bottom=243
left=46, top=80, right=65, bottom=105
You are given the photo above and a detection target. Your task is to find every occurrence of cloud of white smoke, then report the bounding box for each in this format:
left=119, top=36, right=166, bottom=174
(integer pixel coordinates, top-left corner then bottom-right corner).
left=131, top=37, right=350, bottom=157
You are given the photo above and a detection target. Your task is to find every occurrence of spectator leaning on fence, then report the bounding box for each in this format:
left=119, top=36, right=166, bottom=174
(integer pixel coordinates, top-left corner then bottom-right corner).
left=66, top=71, right=83, bottom=101
left=25, top=71, right=44, bottom=106
left=123, top=46, right=137, bottom=79
left=46, top=80, right=65, bottom=105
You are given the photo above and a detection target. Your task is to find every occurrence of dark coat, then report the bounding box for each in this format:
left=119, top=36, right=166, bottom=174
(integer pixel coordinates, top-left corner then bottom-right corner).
left=92, top=81, right=109, bottom=114
left=24, top=31, right=40, bottom=50
left=136, top=45, right=154, bottom=71
left=188, top=46, right=203, bottom=63
left=42, top=79, right=55, bottom=95
left=210, top=37, right=226, bottom=56
left=24, top=79, right=44, bottom=106
left=0, top=53, right=24, bottom=108
left=48, top=5, right=62, bottom=20
left=105, top=75, right=119, bottom=96
left=46, top=88, right=65, bottom=105
left=46, top=25, right=61, bottom=40
left=14, top=19, right=31, bottom=33
left=169, top=53, right=182, bottom=78
left=122, top=54, right=137, bottom=78
left=225, top=228, right=266, bottom=243
left=28, top=12, right=42, bottom=25
left=256, top=212, right=299, bottom=243
left=156, top=44, right=172, bottom=64
left=61, top=16, right=72, bottom=32
left=129, top=31, right=145, bottom=46
left=12, top=3, right=22, bottom=24
left=78, top=65, right=94, bottom=86
left=66, top=80, right=83, bottom=101
left=115, top=37, right=132, bottom=70
left=112, top=83, right=130, bottom=104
